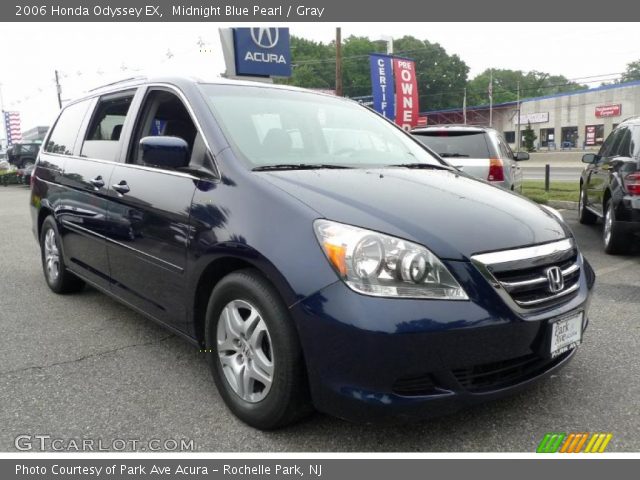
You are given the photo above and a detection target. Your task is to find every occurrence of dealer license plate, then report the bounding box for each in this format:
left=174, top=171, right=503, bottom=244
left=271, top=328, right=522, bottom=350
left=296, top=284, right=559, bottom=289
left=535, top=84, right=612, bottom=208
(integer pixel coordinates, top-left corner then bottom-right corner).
left=550, top=312, right=583, bottom=358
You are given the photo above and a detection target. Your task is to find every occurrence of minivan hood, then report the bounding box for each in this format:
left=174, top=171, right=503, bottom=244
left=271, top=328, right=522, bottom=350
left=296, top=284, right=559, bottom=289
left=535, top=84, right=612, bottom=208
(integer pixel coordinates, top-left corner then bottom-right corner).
left=259, top=168, right=571, bottom=261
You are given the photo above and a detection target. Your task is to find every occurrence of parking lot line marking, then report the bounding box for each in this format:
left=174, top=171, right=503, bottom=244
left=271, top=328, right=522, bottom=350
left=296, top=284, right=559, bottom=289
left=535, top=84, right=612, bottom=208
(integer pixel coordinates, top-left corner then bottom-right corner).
left=595, top=259, right=639, bottom=277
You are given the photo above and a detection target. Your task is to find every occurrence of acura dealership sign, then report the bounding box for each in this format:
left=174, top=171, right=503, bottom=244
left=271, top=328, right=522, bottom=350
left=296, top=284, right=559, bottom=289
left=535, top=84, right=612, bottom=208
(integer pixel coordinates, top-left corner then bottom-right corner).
left=233, top=27, right=292, bottom=77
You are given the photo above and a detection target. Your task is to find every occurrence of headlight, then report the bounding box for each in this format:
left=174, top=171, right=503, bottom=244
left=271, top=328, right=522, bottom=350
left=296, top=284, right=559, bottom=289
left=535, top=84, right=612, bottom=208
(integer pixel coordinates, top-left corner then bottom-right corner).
left=313, top=219, right=468, bottom=299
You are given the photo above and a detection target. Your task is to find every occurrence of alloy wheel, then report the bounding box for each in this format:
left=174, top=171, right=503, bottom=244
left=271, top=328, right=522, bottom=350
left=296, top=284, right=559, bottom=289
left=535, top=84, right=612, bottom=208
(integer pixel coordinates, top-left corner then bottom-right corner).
left=603, top=204, right=613, bottom=247
left=216, top=299, right=274, bottom=403
left=44, top=229, right=60, bottom=283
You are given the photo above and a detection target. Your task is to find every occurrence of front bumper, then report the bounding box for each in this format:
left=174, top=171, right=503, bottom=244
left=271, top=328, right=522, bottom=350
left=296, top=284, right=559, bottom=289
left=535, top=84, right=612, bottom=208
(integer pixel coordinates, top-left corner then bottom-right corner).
left=290, top=257, right=594, bottom=423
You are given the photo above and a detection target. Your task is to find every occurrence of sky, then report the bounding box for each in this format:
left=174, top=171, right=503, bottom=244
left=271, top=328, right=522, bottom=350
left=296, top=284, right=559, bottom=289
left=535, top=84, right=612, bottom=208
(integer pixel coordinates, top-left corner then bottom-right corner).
left=1, top=22, right=640, bottom=142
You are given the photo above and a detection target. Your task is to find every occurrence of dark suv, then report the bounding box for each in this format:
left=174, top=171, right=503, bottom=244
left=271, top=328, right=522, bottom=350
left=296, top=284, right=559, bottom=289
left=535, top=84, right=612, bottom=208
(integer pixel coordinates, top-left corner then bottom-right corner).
left=31, top=77, right=595, bottom=429
left=7, top=142, right=40, bottom=168
left=579, top=117, right=640, bottom=254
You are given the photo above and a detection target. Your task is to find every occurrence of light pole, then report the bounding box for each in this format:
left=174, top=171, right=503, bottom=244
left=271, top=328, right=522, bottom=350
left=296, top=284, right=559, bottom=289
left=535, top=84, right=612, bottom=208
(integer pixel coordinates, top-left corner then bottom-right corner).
left=335, top=27, right=343, bottom=97
left=377, top=35, right=394, bottom=55
left=0, top=83, right=6, bottom=149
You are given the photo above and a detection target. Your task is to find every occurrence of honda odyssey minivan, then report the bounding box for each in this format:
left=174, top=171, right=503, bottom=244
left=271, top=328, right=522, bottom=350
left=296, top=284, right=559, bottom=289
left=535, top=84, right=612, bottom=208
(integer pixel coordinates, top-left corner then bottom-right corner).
left=31, top=77, right=595, bottom=429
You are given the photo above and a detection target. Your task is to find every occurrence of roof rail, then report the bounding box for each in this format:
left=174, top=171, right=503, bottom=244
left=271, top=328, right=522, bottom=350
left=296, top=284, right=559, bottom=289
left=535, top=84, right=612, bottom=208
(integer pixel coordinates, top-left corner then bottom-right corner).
left=620, top=115, right=640, bottom=124
left=88, top=76, right=147, bottom=92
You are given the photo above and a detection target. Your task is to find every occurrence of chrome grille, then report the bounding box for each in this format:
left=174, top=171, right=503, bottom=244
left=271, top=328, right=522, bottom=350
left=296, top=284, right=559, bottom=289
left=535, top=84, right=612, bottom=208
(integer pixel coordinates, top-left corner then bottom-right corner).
left=471, top=238, right=581, bottom=311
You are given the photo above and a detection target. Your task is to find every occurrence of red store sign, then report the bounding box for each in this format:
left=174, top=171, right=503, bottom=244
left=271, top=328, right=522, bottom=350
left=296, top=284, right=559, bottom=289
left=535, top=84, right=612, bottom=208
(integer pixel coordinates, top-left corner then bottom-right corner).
left=595, top=104, right=621, bottom=118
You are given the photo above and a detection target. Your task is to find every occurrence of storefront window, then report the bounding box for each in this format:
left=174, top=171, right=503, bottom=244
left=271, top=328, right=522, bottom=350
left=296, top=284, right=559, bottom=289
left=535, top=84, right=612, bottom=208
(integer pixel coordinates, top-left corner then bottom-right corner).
left=540, top=128, right=555, bottom=148
left=561, top=126, right=578, bottom=148
left=585, top=125, right=605, bottom=146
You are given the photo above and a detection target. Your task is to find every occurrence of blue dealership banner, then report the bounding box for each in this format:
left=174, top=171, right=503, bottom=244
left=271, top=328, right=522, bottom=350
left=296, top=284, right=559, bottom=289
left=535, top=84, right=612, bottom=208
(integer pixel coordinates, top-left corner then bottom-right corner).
left=233, top=27, right=292, bottom=77
left=369, top=54, right=395, bottom=120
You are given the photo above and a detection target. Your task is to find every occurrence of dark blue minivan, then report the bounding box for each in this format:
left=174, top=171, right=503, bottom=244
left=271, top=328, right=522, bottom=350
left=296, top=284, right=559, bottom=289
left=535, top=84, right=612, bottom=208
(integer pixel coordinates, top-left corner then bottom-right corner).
left=31, top=77, right=595, bottom=429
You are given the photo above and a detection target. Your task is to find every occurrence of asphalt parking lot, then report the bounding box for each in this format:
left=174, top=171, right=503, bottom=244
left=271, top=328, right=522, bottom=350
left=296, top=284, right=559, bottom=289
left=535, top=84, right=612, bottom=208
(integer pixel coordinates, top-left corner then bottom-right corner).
left=1, top=185, right=639, bottom=452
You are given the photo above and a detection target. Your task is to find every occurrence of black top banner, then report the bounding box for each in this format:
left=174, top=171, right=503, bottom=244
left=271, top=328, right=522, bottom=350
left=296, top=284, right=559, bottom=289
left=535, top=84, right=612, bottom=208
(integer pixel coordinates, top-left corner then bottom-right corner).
left=3, top=0, right=639, bottom=21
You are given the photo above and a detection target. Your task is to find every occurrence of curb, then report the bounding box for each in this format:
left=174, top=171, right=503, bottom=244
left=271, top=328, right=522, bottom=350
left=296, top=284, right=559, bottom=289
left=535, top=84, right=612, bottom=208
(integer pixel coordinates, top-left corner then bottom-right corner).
left=548, top=200, right=578, bottom=211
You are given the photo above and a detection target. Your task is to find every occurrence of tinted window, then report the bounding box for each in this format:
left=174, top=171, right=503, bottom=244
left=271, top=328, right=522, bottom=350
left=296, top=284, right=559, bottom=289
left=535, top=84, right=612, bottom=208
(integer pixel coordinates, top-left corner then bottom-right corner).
left=198, top=84, right=443, bottom=168
left=45, top=100, right=91, bottom=155
left=615, top=128, right=632, bottom=158
left=413, top=131, right=491, bottom=159
left=81, top=93, right=134, bottom=162
left=598, top=128, right=621, bottom=158
left=631, top=126, right=640, bottom=158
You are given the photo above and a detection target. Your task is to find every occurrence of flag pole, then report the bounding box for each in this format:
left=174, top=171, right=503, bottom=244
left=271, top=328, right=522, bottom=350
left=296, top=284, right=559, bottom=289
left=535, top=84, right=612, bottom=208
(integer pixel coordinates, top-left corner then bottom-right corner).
left=0, top=83, right=6, bottom=149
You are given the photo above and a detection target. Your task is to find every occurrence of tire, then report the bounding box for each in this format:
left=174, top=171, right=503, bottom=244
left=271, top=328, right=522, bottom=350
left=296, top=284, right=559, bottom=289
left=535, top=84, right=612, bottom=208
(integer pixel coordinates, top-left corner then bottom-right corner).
left=40, top=216, right=85, bottom=293
left=19, top=158, right=35, bottom=169
left=603, top=200, right=630, bottom=255
left=204, top=269, right=312, bottom=429
left=578, top=183, right=597, bottom=225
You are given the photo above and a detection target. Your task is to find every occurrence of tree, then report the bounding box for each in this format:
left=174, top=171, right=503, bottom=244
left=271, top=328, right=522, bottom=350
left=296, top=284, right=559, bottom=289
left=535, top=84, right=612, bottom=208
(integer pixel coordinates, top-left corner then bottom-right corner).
left=523, top=122, right=537, bottom=152
left=466, top=69, right=587, bottom=106
left=393, top=36, right=469, bottom=111
left=276, top=36, right=335, bottom=89
left=620, top=60, right=640, bottom=83
left=277, top=35, right=470, bottom=111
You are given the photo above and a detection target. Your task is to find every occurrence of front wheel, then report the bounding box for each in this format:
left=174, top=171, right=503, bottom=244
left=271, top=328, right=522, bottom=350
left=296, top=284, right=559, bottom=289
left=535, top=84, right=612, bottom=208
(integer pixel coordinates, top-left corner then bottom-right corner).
left=603, top=200, right=630, bottom=255
left=578, top=183, right=597, bottom=225
left=204, top=269, right=312, bottom=429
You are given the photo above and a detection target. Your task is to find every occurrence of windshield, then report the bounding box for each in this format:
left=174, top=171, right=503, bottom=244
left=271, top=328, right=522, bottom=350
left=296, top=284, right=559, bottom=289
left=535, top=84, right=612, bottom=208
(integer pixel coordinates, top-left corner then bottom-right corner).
left=413, top=131, right=492, bottom=159
left=198, top=84, right=444, bottom=169
left=16, top=144, right=40, bottom=154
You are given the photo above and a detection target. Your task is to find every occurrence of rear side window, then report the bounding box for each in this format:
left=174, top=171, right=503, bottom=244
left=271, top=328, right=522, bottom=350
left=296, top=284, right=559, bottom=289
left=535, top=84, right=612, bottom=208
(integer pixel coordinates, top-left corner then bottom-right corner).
left=615, top=128, right=633, bottom=158
left=45, top=100, right=91, bottom=155
left=81, top=93, right=134, bottom=162
left=598, top=128, right=621, bottom=158
left=413, top=131, right=492, bottom=159
left=631, top=126, right=640, bottom=158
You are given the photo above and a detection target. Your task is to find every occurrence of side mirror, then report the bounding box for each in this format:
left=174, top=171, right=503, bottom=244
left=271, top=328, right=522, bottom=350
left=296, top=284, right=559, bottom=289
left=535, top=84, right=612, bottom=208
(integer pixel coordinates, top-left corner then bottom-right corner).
left=140, top=136, right=189, bottom=169
left=582, top=153, right=597, bottom=164
left=514, top=152, right=529, bottom=161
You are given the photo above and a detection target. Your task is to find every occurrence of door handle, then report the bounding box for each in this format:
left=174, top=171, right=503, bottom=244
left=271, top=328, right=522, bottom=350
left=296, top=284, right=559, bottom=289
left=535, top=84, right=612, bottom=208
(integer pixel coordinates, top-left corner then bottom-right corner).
left=112, top=181, right=130, bottom=195
left=89, top=176, right=105, bottom=188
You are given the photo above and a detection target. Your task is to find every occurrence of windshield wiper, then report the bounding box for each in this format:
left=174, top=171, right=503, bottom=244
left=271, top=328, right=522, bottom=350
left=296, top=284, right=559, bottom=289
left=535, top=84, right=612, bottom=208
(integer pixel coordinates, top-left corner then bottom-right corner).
left=386, top=163, right=453, bottom=170
left=439, top=153, right=470, bottom=158
left=253, top=163, right=352, bottom=171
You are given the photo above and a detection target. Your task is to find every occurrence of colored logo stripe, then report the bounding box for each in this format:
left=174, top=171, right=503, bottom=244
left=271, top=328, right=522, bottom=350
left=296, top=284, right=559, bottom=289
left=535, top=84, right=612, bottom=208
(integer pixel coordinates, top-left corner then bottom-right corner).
left=537, top=433, right=566, bottom=453
left=584, top=433, right=613, bottom=453
left=538, top=433, right=612, bottom=453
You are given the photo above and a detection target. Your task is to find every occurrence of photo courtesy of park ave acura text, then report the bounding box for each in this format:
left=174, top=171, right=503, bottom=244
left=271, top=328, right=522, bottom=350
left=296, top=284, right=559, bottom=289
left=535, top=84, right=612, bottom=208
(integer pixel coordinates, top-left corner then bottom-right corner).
left=1, top=4, right=639, bottom=456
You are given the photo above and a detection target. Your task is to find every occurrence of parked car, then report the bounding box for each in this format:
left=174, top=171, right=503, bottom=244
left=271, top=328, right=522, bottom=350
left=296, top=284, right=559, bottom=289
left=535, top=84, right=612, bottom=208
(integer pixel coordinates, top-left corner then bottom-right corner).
left=31, top=77, right=595, bottom=429
left=579, top=117, right=640, bottom=254
left=7, top=142, right=40, bottom=169
left=17, top=163, right=35, bottom=185
left=411, top=125, right=529, bottom=191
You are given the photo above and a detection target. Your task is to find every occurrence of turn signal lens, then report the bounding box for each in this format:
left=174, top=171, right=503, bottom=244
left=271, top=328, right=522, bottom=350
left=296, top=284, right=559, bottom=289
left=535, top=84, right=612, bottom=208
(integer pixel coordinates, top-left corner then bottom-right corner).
left=323, top=243, right=347, bottom=277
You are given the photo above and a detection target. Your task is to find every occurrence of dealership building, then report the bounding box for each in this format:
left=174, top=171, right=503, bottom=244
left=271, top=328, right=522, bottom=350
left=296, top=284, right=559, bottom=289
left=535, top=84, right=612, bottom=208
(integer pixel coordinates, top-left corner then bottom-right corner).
left=422, top=80, right=640, bottom=149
